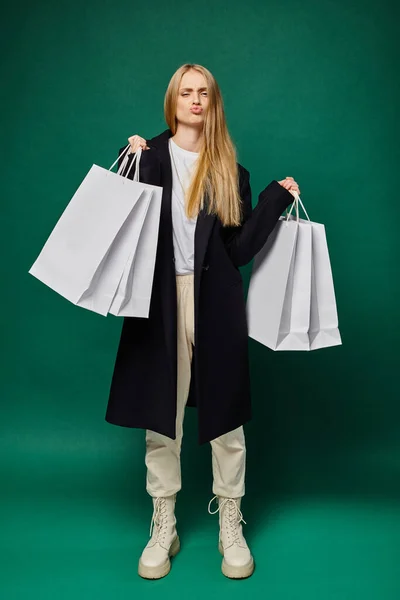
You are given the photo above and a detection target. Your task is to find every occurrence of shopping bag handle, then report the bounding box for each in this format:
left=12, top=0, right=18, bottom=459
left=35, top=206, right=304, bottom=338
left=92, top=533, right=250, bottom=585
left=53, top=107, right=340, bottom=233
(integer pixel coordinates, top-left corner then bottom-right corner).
left=108, top=144, right=142, bottom=181
left=285, top=191, right=310, bottom=223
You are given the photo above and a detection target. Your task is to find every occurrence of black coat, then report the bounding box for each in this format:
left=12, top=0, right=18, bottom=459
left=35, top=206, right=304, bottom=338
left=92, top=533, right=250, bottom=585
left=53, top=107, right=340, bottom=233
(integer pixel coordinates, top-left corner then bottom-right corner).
left=105, top=128, right=294, bottom=444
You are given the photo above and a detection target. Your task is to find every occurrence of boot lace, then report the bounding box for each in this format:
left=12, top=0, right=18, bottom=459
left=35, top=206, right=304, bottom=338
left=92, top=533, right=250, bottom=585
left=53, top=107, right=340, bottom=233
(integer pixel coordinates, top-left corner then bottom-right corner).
left=207, top=495, right=247, bottom=545
left=149, top=497, right=169, bottom=544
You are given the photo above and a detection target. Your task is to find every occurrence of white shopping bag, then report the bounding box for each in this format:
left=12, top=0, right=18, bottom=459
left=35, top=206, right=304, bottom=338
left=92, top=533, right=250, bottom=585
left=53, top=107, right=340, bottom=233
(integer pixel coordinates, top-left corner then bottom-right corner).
left=247, top=191, right=341, bottom=351
left=108, top=177, right=162, bottom=317
left=29, top=146, right=162, bottom=317
left=246, top=196, right=312, bottom=350
left=308, top=218, right=342, bottom=350
left=276, top=213, right=313, bottom=350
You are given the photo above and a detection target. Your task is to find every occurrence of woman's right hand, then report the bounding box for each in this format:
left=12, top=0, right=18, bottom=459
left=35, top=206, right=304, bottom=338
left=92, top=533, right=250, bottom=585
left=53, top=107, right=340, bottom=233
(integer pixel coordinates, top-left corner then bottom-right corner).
left=277, top=177, right=301, bottom=197
left=128, top=134, right=150, bottom=153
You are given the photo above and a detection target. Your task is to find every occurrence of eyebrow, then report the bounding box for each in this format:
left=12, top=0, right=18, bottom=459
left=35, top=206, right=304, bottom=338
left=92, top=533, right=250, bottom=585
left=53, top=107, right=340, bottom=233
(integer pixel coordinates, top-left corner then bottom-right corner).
left=180, top=87, right=208, bottom=91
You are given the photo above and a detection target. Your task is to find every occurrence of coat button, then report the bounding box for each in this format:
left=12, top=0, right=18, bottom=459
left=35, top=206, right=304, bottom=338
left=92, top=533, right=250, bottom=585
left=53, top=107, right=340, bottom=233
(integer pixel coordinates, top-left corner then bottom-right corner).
left=202, top=264, right=209, bottom=271
left=172, top=257, right=175, bottom=262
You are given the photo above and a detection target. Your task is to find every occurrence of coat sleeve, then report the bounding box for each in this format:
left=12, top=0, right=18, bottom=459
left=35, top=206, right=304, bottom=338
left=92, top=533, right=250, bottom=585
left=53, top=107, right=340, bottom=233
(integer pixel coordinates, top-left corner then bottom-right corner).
left=222, top=169, right=295, bottom=267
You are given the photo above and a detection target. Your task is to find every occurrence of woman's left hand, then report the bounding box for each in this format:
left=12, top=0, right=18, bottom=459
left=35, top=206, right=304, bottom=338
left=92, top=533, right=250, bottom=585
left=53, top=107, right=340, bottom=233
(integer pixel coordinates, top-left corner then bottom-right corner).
left=277, top=176, right=301, bottom=197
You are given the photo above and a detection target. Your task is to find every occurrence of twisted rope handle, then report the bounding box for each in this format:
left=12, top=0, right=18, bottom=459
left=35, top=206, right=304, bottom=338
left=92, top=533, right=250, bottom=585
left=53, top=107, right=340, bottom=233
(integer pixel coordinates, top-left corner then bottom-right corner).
left=108, top=144, right=143, bottom=181
left=285, top=190, right=310, bottom=222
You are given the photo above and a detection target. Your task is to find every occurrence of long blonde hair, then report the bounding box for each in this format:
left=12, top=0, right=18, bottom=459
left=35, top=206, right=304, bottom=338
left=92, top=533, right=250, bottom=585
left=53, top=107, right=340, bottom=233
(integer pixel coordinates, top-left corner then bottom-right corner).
left=164, top=63, right=243, bottom=227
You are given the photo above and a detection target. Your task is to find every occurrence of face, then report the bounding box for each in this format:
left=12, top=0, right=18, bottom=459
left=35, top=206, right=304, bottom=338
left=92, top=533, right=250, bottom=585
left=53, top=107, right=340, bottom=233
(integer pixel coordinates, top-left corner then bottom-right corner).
left=175, top=69, right=209, bottom=128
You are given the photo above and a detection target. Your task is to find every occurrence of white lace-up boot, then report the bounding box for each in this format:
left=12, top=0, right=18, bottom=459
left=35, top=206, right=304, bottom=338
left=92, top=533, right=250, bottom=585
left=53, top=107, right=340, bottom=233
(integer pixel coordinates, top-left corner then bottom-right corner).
left=208, top=495, right=255, bottom=579
left=138, top=494, right=180, bottom=579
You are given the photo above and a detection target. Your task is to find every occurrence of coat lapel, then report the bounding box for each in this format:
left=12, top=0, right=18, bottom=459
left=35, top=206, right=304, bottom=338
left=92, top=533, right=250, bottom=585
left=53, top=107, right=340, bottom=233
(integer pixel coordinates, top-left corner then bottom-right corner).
left=150, top=128, right=217, bottom=357
left=193, top=204, right=216, bottom=336
left=151, top=128, right=217, bottom=276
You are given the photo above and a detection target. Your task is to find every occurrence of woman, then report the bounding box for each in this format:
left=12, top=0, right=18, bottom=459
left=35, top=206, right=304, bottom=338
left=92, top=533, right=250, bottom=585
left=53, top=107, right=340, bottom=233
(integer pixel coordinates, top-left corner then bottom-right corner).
left=105, top=63, right=300, bottom=580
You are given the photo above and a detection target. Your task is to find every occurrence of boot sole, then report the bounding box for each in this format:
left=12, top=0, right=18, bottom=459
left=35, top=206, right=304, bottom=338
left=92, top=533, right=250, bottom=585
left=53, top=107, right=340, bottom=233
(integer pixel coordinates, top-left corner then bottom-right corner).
left=218, top=541, right=255, bottom=579
left=138, top=535, right=181, bottom=580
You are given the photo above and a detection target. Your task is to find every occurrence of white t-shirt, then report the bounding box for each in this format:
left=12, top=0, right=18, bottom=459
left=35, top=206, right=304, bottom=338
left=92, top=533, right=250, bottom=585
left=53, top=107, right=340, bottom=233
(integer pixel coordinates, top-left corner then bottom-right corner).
left=168, top=137, right=199, bottom=275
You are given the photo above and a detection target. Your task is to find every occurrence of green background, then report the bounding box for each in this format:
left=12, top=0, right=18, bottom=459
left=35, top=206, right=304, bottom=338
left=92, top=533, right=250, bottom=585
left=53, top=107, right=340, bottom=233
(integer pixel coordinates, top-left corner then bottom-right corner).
left=1, top=0, right=399, bottom=598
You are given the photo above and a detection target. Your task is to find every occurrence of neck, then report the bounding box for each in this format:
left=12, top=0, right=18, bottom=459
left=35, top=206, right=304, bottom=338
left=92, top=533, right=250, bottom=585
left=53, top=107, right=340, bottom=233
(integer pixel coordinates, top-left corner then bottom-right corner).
left=171, top=124, right=204, bottom=153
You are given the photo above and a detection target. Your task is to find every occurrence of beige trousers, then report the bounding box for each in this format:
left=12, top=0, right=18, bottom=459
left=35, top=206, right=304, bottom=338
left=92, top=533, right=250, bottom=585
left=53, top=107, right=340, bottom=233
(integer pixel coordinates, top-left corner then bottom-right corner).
left=145, top=273, right=246, bottom=499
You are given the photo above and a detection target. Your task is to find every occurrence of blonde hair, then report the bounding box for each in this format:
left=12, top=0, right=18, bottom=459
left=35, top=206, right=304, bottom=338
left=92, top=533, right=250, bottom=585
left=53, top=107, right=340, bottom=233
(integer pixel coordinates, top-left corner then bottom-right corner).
left=164, top=63, right=243, bottom=227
